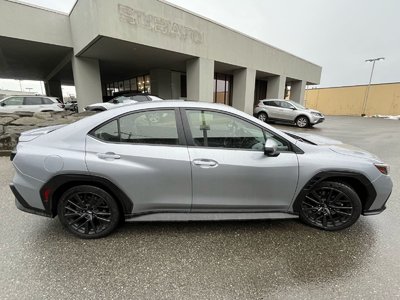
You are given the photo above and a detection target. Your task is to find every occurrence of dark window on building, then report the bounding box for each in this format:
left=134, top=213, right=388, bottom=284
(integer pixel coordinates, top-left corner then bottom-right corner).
left=213, top=73, right=233, bottom=105
left=181, top=74, right=187, bottom=98
left=254, top=80, right=267, bottom=106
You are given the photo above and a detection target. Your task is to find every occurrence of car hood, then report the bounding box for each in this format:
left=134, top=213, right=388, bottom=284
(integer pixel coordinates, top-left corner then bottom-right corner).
left=285, top=131, right=380, bottom=161
left=308, top=108, right=322, bottom=114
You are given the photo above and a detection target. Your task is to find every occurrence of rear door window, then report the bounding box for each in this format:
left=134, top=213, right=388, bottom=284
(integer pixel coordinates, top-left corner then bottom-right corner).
left=24, top=97, right=43, bottom=105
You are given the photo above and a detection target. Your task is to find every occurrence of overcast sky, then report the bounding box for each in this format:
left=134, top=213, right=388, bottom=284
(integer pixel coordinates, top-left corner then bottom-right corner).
left=1, top=0, right=399, bottom=94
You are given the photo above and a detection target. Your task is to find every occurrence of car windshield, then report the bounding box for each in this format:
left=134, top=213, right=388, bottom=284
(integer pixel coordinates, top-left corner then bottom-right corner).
left=287, top=100, right=306, bottom=109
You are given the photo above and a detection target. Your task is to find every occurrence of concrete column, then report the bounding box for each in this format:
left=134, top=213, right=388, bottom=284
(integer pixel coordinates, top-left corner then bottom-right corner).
left=44, top=79, right=63, bottom=99
left=232, top=68, right=256, bottom=114
left=150, top=69, right=172, bottom=99
left=266, top=75, right=286, bottom=99
left=290, top=80, right=307, bottom=105
left=71, top=57, right=103, bottom=112
left=186, top=57, right=214, bottom=102
left=171, top=71, right=181, bottom=99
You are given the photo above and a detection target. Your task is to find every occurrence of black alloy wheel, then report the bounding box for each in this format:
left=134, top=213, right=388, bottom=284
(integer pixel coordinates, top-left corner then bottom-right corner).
left=295, top=116, right=310, bottom=128
left=299, top=181, right=361, bottom=231
left=58, top=185, right=120, bottom=239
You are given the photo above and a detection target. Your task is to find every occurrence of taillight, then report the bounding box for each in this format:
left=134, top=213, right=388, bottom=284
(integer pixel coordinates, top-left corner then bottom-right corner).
left=374, top=163, right=389, bottom=175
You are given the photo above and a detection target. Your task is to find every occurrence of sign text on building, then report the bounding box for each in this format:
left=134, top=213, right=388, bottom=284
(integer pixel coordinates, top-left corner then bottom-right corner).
left=118, top=4, right=204, bottom=44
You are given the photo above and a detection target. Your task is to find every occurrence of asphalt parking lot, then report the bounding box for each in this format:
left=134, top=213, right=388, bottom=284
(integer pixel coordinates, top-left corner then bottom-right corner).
left=0, top=116, right=399, bottom=299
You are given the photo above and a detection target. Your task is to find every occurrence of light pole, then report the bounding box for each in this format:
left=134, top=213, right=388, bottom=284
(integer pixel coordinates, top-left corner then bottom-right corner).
left=361, top=57, right=384, bottom=116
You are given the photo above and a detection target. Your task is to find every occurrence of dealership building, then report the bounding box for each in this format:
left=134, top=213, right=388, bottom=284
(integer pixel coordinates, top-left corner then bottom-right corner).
left=0, top=0, right=321, bottom=112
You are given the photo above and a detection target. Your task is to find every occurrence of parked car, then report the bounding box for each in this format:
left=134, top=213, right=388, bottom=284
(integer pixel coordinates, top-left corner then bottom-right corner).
left=0, top=95, right=64, bottom=113
left=254, top=99, right=325, bottom=128
left=10, top=101, right=392, bottom=238
left=84, top=93, right=163, bottom=112
left=64, top=99, right=78, bottom=113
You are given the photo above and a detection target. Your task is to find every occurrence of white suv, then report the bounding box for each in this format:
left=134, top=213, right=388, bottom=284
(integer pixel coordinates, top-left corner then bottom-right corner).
left=254, top=99, right=325, bottom=128
left=0, top=96, right=65, bottom=114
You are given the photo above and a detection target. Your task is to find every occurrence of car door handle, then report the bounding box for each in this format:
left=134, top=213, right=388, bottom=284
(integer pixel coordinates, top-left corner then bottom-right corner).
left=192, top=159, right=218, bottom=168
left=97, top=152, right=121, bottom=160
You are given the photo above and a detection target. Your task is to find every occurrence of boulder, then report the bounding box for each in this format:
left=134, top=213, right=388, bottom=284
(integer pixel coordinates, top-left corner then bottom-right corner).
left=0, top=117, right=15, bottom=126
left=14, top=111, right=34, bottom=117
left=10, top=117, right=44, bottom=126
left=5, top=125, right=36, bottom=135
left=33, top=112, right=53, bottom=120
left=0, top=114, right=19, bottom=120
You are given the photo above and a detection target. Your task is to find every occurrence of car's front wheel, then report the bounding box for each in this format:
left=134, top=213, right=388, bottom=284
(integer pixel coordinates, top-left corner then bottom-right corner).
left=299, top=181, right=361, bottom=231
left=295, top=116, right=310, bottom=128
left=57, top=185, right=120, bottom=239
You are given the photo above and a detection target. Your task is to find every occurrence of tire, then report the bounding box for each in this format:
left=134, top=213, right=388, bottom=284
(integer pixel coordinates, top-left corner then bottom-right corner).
left=295, top=116, right=310, bottom=128
left=298, top=181, right=362, bottom=231
left=257, top=112, right=268, bottom=122
left=57, top=185, right=121, bottom=239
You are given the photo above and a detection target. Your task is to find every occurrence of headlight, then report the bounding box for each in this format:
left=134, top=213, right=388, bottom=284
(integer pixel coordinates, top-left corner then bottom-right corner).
left=311, top=112, right=321, bottom=116
left=374, top=163, right=390, bottom=175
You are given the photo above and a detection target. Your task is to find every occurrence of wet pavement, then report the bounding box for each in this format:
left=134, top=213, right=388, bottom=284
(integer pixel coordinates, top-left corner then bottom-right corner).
left=0, top=116, right=399, bottom=299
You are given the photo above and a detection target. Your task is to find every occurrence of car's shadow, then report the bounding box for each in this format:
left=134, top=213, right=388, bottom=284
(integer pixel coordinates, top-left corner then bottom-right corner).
left=28, top=216, right=377, bottom=287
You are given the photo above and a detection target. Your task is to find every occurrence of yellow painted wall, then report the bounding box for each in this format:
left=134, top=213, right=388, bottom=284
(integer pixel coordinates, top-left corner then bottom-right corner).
left=305, top=82, right=400, bottom=116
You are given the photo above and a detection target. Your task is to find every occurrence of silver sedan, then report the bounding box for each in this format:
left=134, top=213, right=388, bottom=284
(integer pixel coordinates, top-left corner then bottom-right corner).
left=10, top=101, right=392, bottom=238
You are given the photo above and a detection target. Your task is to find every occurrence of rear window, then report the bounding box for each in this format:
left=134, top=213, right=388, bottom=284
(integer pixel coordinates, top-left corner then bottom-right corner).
left=91, top=109, right=179, bottom=145
left=42, top=98, right=54, bottom=104
left=131, top=95, right=149, bottom=102
left=263, top=101, right=277, bottom=107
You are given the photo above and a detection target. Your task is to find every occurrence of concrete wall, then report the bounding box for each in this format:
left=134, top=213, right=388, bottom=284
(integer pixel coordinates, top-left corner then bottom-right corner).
left=305, top=83, right=400, bottom=116
left=0, top=1, right=72, bottom=47
left=74, top=0, right=321, bottom=84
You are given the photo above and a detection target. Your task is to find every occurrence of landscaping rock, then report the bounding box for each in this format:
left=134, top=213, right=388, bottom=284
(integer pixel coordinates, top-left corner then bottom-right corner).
left=14, top=111, right=34, bottom=117
left=11, top=117, right=44, bottom=126
left=0, top=110, right=93, bottom=150
left=5, top=125, right=35, bottom=135
left=33, top=112, right=53, bottom=120
left=0, top=117, right=15, bottom=126
left=0, top=114, right=19, bottom=120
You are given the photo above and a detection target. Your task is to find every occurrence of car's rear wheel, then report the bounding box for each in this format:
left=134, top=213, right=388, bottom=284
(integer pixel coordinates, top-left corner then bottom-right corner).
left=257, top=112, right=268, bottom=122
left=299, top=181, right=361, bottom=231
left=57, top=185, right=120, bottom=239
left=295, top=116, right=310, bottom=128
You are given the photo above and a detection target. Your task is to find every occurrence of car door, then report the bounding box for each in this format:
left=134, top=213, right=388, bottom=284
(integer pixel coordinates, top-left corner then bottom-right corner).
left=277, top=101, right=297, bottom=121
left=183, top=109, right=299, bottom=212
left=85, top=108, right=192, bottom=214
left=0, top=96, right=24, bottom=113
left=263, top=100, right=280, bottom=119
left=23, top=97, right=44, bottom=112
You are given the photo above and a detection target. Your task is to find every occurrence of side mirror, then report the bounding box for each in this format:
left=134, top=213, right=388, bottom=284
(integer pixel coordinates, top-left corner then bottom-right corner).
left=0, top=102, right=5, bottom=106
left=290, top=106, right=296, bottom=110
left=264, top=139, right=280, bottom=157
